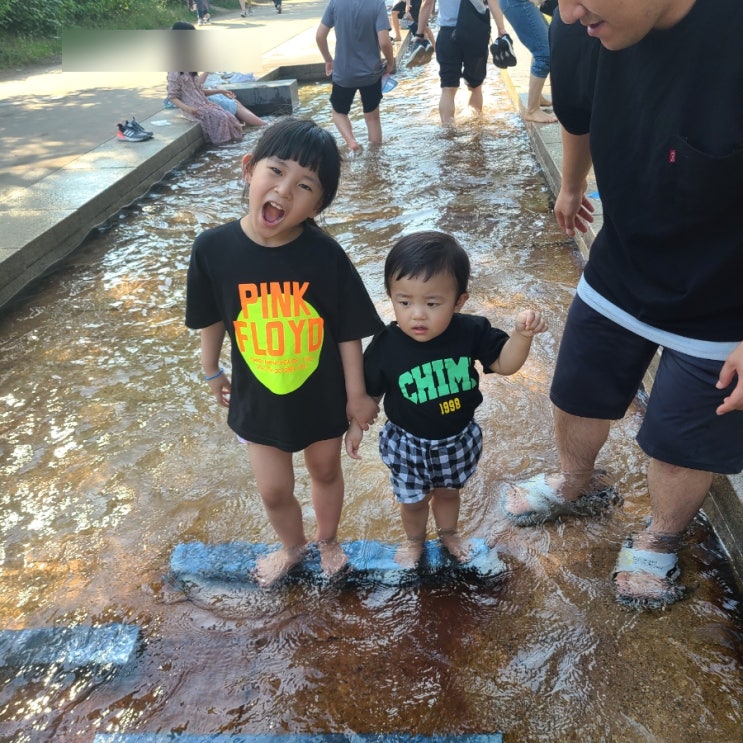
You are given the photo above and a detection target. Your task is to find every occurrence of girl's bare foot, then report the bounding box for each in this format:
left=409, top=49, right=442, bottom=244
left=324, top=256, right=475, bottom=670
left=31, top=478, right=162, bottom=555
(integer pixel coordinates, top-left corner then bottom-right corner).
left=437, top=528, right=472, bottom=563
left=317, top=539, right=348, bottom=578
left=395, top=536, right=425, bottom=568
left=254, top=544, right=306, bottom=587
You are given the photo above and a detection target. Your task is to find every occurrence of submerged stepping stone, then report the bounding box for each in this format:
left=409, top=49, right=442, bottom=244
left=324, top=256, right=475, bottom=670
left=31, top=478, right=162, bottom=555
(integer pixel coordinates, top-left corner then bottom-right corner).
left=169, top=538, right=506, bottom=588
left=0, top=623, right=140, bottom=668
left=100, top=736, right=504, bottom=742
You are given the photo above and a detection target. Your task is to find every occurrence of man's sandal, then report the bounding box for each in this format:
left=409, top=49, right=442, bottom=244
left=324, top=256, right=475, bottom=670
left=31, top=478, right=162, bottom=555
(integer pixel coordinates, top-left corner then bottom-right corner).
left=612, top=535, right=684, bottom=611
left=501, top=472, right=620, bottom=527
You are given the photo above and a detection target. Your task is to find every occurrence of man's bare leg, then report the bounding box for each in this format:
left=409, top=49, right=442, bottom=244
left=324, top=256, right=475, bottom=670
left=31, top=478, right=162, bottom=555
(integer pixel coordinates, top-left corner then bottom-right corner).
left=613, top=459, right=711, bottom=601
left=439, top=87, right=457, bottom=126
left=503, top=408, right=610, bottom=516
left=466, top=84, right=483, bottom=117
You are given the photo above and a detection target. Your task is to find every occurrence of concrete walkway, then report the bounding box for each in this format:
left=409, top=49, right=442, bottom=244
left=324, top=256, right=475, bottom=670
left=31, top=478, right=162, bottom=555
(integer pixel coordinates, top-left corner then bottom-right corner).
left=1, top=1, right=741, bottom=580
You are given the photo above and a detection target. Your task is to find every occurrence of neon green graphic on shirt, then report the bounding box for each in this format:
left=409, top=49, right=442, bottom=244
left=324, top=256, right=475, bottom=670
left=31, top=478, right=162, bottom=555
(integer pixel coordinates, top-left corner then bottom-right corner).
left=233, top=281, right=323, bottom=395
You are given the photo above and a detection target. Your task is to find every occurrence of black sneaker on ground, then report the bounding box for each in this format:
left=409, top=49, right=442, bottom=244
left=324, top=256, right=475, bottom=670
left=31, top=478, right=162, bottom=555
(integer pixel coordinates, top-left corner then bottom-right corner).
left=490, top=33, right=517, bottom=69
left=128, top=117, right=153, bottom=138
left=117, top=122, right=151, bottom=142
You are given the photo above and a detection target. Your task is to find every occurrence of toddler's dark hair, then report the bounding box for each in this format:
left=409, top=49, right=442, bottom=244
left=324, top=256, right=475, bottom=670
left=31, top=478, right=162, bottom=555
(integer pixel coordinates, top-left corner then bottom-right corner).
left=250, top=117, right=342, bottom=212
left=384, top=231, right=470, bottom=298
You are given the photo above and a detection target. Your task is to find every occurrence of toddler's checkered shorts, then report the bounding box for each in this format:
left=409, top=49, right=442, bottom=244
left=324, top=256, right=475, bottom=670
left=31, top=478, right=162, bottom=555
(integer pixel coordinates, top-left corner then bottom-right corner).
left=379, top=419, right=483, bottom=504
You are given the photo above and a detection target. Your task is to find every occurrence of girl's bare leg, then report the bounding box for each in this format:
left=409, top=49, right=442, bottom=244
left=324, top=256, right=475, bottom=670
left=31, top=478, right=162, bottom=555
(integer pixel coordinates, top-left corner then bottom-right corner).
left=304, top=437, right=348, bottom=576
left=248, top=442, right=307, bottom=586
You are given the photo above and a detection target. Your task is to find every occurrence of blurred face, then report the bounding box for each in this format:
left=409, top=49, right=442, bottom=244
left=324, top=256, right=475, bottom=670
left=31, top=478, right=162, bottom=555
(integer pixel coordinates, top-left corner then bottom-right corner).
left=558, top=0, right=696, bottom=50
left=389, top=271, right=467, bottom=343
left=242, top=155, right=323, bottom=247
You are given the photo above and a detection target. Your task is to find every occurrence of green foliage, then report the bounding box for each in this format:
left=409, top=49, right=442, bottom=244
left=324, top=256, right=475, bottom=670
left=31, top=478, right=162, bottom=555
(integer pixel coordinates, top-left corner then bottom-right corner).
left=0, top=0, right=184, bottom=36
left=0, top=0, right=185, bottom=66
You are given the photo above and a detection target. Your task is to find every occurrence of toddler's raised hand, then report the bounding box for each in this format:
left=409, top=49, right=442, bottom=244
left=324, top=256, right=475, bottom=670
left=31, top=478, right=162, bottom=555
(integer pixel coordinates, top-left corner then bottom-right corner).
left=515, top=309, right=548, bottom=338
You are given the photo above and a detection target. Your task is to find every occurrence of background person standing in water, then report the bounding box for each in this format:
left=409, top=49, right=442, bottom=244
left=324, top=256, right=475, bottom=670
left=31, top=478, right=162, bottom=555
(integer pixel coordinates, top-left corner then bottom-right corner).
left=316, top=0, right=395, bottom=151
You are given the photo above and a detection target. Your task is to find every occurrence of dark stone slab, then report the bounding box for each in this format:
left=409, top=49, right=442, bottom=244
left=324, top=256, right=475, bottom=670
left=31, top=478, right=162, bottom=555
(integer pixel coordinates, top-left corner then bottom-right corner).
left=94, top=734, right=503, bottom=742
left=0, top=623, right=140, bottom=668
left=169, top=538, right=506, bottom=589
left=227, top=79, right=299, bottom=116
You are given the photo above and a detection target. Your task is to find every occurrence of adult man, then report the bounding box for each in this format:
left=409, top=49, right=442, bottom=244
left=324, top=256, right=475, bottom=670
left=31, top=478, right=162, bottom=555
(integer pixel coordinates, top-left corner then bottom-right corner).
left=503, top=0, right=743, bottom=610
left=316, top=0, right=395, bottom=151
left=416, top=0, right=509, bottom=125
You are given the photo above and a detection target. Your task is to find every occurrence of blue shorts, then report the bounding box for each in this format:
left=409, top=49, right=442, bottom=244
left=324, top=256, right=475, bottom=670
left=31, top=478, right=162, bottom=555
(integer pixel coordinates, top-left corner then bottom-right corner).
left=330, top=80, right=383, bottom=115
left=209, top=93, right=238, bottom=115
left=379, top=419, right=483, bottom=503
left=550, top=296, right=743, bottom=474
left=435, top=26, right=487, bottom=89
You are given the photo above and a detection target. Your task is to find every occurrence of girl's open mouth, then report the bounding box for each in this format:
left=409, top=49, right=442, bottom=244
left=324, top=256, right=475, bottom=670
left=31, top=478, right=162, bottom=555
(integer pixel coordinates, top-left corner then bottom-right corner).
left=262, top=200, right=285, bottom=225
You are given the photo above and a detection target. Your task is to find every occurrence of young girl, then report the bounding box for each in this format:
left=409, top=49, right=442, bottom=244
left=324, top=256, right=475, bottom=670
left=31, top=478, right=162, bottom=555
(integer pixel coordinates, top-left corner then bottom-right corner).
left=185, top=117, right=383, bottom=586
left=167, top=22, right=264, bottom=145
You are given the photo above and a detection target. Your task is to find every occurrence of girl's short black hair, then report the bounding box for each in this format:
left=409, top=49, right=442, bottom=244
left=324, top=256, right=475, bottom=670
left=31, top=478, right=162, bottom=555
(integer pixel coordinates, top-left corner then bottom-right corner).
left=250, top=117, right=342, bottom=212
left=384, top=231, right=470, bottom=297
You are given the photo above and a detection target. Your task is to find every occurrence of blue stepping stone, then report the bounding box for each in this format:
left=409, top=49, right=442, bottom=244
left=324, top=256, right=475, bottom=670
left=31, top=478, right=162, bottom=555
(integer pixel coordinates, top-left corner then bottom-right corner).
left=94, top=734, right=503, bottom=742
left=169, top=538, right=506, bottom=588
left=0, top=623, right=140, bottom=668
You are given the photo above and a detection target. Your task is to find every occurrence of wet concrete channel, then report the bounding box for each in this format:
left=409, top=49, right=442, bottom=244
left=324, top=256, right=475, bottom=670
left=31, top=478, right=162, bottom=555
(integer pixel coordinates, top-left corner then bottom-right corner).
left=3, top=7, right=743, bottom=741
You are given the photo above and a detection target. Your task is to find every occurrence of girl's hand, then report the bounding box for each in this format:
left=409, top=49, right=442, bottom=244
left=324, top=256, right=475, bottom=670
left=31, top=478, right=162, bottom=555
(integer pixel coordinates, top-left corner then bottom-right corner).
left=224, top=90, right=236, bottom=99
left=345, top=420, right=364, bottom=460
left=515, top=310, right=548, bottom=338
left=206, top=372, right=231, bottom=408
left=346, top=394, right=379, bottom=432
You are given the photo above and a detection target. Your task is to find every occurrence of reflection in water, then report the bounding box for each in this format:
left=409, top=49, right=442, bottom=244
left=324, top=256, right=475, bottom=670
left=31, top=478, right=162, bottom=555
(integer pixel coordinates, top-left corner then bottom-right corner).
left=1, top=65, right=742, bottom=742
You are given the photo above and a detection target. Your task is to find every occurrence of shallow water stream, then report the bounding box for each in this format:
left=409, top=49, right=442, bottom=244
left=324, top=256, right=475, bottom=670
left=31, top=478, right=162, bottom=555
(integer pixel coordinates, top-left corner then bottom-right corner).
left=1, top=63, right=742, bottom=742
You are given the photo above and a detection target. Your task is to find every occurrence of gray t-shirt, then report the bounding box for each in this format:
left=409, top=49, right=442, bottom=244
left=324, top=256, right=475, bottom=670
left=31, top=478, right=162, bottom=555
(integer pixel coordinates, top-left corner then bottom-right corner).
left=320, top=0, right=390, bottom=87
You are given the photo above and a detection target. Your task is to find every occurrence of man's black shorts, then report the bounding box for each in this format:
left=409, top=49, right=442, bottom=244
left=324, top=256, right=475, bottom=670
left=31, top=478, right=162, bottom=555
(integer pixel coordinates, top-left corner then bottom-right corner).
left=551, top=296, right=743, bottom=474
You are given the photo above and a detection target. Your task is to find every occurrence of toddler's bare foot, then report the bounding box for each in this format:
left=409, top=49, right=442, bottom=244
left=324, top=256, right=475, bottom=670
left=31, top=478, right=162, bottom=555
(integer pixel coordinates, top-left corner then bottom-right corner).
left=254, top=544, right=306, bottom=588
left=437, top=528, right=472, bottom=563
left=523, top=108, right=558, bottom=124
left=317, top=539, right=348, bottom=578
left=395, top=536, right=424, bottom=569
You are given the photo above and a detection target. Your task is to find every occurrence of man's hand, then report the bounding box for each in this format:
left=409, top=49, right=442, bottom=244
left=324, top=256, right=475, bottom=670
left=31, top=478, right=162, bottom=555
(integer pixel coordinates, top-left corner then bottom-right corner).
left=716, top=342, right=743, bottom=415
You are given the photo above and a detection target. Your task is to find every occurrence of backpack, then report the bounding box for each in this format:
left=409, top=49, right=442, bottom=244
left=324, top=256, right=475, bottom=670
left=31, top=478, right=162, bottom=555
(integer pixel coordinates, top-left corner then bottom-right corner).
left=453, top=0, right=490, bottom=49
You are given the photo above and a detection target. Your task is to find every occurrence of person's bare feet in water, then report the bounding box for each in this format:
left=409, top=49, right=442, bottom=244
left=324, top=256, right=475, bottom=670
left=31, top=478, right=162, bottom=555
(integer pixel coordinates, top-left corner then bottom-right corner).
left=523, top=107, right=558, bottom=124
left=317, top=539, right=348, bottom=578
left=254, top=544, right=306, bottom=588
left=395, top=536, right=425, bottom=569
left=437, top=528, right=472, bottom=563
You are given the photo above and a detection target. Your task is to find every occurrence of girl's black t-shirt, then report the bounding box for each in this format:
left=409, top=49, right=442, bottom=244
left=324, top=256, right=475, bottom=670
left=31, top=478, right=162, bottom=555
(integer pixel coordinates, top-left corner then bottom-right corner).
left=186, top=220, right=384, bottom=451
